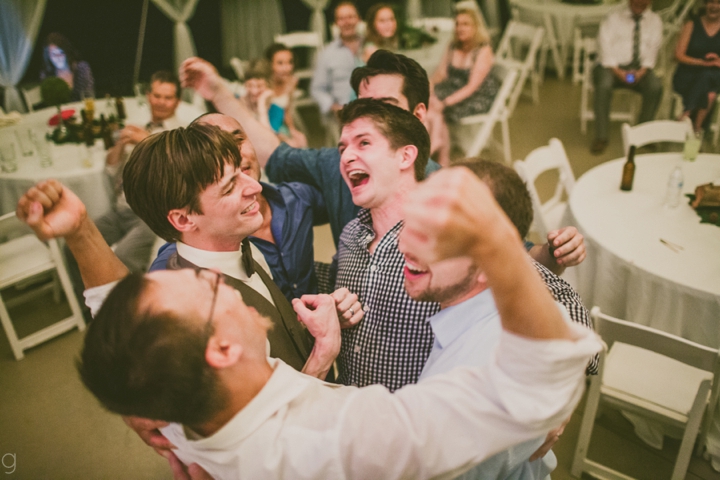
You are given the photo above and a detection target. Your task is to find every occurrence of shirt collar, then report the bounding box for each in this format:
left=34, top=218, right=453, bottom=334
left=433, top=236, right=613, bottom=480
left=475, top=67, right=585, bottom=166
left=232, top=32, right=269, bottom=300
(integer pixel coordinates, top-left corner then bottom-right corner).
left=176, top=241, right=250, bottom=281
left=179, top=359, right=313, bottom=448
left=429, top=289, right=496, bottom=350
left=355, top=208, right=404, bottom=247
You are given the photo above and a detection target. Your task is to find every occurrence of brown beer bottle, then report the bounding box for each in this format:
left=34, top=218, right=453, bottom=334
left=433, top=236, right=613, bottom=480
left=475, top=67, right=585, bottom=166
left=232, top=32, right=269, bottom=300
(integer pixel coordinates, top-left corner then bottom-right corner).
left=100, top=114, right=114, bottom=150
left=115, top=97, right=126, bottom=121
left=620, top=145, right=636, bottom=191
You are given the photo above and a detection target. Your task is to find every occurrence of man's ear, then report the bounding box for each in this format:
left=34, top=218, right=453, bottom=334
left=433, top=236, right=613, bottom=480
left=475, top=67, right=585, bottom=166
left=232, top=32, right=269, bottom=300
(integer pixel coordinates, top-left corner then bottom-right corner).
left=412, top=103, right=428, bottom=123
left=477, top=272, right=489, bottom=291
left=167, top=208, right=196, bottom=233
left=399, top=145, right=419, bottom=172
left=206, top=336, right=243, bottom=369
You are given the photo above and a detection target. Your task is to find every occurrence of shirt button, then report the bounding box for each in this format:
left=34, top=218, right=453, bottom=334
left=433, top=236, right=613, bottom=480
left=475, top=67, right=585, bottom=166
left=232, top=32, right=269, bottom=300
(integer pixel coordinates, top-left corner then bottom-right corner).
left=354, top=346, right=361, bottom=353
left=365, top=234, right=373, bottom=242
left=370, top=265, right=377, bottom=272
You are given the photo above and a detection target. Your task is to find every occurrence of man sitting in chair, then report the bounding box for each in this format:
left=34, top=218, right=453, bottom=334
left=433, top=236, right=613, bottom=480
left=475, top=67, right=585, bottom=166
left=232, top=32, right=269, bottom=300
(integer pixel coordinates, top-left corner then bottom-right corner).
left=591, top=0, right=663, bottom=155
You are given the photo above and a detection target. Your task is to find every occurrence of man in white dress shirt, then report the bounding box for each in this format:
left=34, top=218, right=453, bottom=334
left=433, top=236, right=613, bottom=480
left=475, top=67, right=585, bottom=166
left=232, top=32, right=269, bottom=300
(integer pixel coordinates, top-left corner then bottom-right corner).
left=16, top=168, right=599, bottom=480
left=591, top=0, right=663, bottom=154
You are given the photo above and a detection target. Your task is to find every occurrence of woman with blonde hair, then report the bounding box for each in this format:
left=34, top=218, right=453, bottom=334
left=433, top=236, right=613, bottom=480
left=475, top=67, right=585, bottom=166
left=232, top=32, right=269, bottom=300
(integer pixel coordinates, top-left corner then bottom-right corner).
left=426, top=7, right=499, bottom=166
left=362, top=4, right=399, bottom=62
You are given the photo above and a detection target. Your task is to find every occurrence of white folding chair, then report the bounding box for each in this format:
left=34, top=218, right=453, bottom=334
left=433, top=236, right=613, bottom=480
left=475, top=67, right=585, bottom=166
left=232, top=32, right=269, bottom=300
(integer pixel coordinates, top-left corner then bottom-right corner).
left=229, top=57, right=248, bottom=82
left=571, top=18, right=602, bottom=84
left=21, top=86, right=42, bottom=112
left=513, top=138, right=575, bottom=238
left=495, top=20, right=545, bottom=112
left=274, top=31, right=324, bottom=109
left=621, top=118, right=693, bottom=155
left=572, top=307, right=720, bottom=480
left=511, top=5, right=565, bottom=81
left=579, top=37, right=639, bottom=134
left=454, top=64, right=518, bottom=164
left=0, top=212, right=85, bottom=360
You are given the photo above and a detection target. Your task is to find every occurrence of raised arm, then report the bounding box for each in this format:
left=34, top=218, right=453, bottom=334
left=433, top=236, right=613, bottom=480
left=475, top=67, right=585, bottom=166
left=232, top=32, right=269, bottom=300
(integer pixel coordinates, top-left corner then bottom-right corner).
left=16, top=180, right=128, bottom=287
left=403, top=167, right=574, bottom=340
left=180, top=57, right=280, bottom=166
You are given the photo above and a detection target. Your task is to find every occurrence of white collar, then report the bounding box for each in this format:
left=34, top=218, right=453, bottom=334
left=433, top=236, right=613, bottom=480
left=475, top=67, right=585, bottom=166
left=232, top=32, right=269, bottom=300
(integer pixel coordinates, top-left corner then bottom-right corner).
left=176, top=241, right=249, bottom=281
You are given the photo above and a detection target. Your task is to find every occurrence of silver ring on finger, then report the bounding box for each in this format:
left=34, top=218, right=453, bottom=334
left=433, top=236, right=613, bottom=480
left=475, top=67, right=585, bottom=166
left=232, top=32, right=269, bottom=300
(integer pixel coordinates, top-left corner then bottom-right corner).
left=348, top=307, right=355, bottom=317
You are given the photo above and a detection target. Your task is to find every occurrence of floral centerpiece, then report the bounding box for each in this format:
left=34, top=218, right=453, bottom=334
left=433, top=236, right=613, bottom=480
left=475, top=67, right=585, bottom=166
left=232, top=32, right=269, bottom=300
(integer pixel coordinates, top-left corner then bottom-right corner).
left=40, top=77, right=73, bottom=143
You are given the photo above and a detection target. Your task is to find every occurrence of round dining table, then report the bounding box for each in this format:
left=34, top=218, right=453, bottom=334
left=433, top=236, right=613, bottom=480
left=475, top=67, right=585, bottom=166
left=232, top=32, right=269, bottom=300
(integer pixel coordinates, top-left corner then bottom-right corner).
left=0, top=98, right=205, bottom=220
left=567, top=153, right=720, bottom=347
left=510, top=0, right=620, bottom=51
left=565, top=153, right=720, bottom=469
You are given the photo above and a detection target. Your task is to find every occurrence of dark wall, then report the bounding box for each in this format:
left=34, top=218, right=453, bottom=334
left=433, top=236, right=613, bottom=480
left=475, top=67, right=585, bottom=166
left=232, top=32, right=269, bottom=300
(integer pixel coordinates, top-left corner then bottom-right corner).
left=20, top=0, right=407, bottom=98
left=24, top=0, right=222, bottom=97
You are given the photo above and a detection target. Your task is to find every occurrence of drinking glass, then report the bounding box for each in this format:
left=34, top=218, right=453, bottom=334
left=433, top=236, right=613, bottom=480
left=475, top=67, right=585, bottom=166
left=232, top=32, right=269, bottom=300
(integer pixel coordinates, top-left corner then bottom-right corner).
left=0, top=143, right=18, bottom=173
left=14, top=129, right=34, bottom=156
left=31, top=132, right=52, bottom=168
left=682, top=130, right=702, bottom=162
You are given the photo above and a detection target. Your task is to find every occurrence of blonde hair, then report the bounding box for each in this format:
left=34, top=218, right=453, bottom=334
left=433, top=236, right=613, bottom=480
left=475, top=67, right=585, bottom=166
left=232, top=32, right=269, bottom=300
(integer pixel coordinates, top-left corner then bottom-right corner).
left=452, top=8, right=490, bottom=49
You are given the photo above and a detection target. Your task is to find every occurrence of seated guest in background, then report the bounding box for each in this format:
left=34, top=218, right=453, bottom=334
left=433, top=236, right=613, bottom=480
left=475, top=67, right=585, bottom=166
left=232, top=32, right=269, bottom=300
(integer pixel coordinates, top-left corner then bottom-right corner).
left=64, top=70, right=181, bottom=313
left=591, top=0, right=663, bottom=155
left=362, top=3, right=400, bottom=62
left=311, top=1, right=363, bottom=141
left=239, top=59, right=272, bottom=121
left=40, top=32, right=94, bottom=101
left=18, top=169, right=599, bottom=480
left=673, top=0, right=720, bottom=132
left=426, top=7, right=500, bottom=166
left=263, top=43, right=307, bottom=148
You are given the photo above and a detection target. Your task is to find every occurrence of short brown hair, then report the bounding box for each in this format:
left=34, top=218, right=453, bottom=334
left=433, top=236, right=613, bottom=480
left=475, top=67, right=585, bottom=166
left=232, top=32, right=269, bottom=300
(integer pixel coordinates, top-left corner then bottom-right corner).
left=149, top=70, right=181, bottom=98
left=78, top=273, right=228, bottom=424
left=339, top=98, right=429, bottom=181
left=123, top=123, right=242, bottom=242
left=455, top=159, right=534, bottom=238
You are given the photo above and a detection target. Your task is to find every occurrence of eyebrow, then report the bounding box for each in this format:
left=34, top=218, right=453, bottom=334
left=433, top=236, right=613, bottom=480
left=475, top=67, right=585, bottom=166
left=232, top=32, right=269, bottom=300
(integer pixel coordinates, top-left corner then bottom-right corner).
left=217, top=171, right=238, bottom=192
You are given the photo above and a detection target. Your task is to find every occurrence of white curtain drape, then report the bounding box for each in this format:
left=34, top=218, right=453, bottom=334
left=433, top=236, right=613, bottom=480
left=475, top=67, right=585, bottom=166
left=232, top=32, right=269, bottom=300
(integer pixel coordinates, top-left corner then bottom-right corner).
left=0, top=0, right=47, bottom=113
left=220, top=0, right=284, bottom=67
left=150, top=0, right=200, bottom=73
left=300, top=0, right=330, bottom=42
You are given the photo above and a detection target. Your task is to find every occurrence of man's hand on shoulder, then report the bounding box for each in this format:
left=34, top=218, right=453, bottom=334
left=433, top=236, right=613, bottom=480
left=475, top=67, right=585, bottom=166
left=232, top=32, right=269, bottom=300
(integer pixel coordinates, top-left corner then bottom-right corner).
left=16, top=179, right=88, bottom=241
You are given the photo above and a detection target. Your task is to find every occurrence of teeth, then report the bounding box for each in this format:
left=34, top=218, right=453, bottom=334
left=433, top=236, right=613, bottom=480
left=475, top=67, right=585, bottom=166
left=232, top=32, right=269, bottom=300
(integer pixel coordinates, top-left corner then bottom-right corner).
left=405, top=261, right=427, bottom=274
left=348, top=169, right=368, bottom=179
left=241, top=202, right=256, bottom=214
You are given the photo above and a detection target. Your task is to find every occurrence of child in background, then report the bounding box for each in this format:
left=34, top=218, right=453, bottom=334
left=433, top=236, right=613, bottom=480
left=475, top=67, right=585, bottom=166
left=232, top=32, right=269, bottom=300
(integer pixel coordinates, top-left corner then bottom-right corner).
left=264, top=43, right=308, bottom=148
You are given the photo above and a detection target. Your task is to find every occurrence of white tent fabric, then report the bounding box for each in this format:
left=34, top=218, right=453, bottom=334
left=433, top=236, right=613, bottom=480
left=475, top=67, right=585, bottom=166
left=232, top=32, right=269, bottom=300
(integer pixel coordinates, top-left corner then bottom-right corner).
left=300, top=0, right=330, bottom=42
left=150, top=0, right=200, bottom=72
left=0, top=0, right=47, bottom=113
left=220, top=0, right=284, bottom=66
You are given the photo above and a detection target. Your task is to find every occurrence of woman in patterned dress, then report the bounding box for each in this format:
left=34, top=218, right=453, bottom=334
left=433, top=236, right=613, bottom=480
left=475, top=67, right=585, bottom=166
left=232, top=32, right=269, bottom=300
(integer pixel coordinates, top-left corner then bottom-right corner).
left=426, top=8, right=499, bottom=166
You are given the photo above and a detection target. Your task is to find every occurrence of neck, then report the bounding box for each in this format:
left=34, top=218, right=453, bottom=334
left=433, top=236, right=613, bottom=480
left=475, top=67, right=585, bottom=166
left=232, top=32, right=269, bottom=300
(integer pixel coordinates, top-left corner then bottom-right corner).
left=151, top=114, right=170, bottom=125
left=341, top=33, right=359, bottom=48
left=251, top=195, right=274, bottom=244
left=368, top=177, right=416, bottom=240
left=440, top=284, right=487, bottom=309
left=190, top=358, right=273, bottom=438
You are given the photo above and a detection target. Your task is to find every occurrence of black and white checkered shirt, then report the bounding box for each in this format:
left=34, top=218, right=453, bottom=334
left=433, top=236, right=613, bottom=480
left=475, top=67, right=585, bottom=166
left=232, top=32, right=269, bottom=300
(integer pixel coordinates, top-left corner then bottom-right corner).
left=335, top=209, right=440, bottom=392
left=531, top=261, right=599, bottom=375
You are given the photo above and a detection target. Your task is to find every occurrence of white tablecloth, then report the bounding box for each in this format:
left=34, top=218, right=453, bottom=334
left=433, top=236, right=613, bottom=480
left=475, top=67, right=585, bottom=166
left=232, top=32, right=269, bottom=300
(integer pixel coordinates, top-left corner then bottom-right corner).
left=510, top=0, right=620, bottom=50
left=0, top=98, right=205, bottom=220
left=564, top=153, right=720, bottom=468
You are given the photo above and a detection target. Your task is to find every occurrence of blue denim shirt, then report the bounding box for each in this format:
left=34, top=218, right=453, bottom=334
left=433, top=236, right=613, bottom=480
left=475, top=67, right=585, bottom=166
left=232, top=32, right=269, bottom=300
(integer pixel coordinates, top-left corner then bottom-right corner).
left=310, top=38, right=364, bottom=114
left=149, top=182, right=327, bottom=302
left=266, top=143, right=441, bottom=247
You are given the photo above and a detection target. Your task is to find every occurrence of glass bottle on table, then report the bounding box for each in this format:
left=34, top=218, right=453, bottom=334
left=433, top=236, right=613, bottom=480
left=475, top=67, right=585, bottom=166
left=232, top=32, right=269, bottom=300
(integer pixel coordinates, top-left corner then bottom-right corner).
left=620, top=145, right=636, bottom=191
left=115, top=97, right=126, bottom=122
left=100, top=114, right=114, bottom=150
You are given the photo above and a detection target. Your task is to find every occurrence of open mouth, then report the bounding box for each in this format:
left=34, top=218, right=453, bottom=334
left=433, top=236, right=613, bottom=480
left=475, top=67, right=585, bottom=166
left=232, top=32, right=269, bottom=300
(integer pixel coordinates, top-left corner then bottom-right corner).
left=240, top=201, right=257, bottom=215
left=347, top=169, right=370, bottom=188
left=403, top=259, right=428, bottom=280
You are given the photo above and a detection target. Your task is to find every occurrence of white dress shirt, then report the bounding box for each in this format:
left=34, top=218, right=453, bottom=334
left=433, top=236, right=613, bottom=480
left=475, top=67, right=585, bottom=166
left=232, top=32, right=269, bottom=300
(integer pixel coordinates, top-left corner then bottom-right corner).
left=160, top=320, right=600, bottom=480
left=598, top=4, right=663, bottom=69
